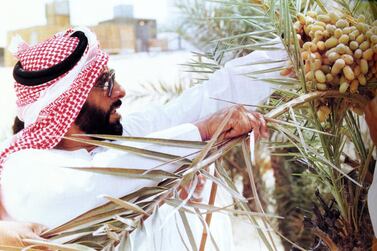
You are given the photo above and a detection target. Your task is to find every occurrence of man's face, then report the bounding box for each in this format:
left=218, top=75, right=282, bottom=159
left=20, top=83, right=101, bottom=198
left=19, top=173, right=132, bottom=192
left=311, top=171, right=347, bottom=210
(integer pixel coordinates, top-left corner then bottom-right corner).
left=75, top=67, right=126, bottom=136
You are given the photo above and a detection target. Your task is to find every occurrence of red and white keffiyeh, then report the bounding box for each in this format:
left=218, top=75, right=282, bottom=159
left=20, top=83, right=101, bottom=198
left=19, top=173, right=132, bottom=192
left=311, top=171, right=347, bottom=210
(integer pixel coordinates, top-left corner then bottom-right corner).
left=0, top=27, right=109, bottom=166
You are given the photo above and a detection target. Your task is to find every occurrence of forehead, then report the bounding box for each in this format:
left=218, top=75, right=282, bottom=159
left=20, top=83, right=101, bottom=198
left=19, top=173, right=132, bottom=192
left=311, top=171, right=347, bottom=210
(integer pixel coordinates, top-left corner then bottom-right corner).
left=96, top=66, right=111, bottom=81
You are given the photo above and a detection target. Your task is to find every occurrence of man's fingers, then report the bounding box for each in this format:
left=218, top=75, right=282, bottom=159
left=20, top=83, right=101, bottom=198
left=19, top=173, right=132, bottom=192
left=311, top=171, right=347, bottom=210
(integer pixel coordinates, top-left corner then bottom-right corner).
left=201, top=106, right=269, bottom=141
left=247, top=112, right=262, bottom=139
left=253, top=112, right=269, bottom=138
left=261, top=123, right=269, bottom=138
left=223, top=128, right=236, bottom=139
left=218, top=133, right=225, bottom=141
left=179, top=174, right=206, bottom=203
left=28, top=223, right=48, bottom=235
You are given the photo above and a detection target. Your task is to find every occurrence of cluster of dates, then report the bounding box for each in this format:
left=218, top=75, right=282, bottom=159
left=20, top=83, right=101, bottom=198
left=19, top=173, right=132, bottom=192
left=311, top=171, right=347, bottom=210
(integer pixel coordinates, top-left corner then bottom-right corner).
left=293, top=11, right=376, bottom=121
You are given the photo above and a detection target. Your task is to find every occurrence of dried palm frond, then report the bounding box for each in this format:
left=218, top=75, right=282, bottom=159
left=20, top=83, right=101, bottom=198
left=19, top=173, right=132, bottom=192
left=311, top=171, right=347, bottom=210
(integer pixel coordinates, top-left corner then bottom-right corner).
left=4, top=90, right=364, bottom=251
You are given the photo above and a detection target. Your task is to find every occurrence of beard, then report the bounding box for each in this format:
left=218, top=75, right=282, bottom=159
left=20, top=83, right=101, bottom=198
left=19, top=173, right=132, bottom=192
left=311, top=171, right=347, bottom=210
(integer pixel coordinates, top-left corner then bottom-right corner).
left=75, top=99, right=123, bottom=136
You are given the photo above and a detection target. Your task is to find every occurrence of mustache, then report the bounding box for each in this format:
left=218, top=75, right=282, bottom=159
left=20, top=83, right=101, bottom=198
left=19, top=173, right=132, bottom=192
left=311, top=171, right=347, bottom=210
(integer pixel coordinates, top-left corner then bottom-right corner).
left=110, top=100, right=122, bottom=111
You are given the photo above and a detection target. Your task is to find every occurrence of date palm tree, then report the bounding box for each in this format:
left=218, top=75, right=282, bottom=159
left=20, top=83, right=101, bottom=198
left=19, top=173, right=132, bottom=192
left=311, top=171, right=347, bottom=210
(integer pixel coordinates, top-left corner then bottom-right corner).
left=175, top=0, right=377, bottom=250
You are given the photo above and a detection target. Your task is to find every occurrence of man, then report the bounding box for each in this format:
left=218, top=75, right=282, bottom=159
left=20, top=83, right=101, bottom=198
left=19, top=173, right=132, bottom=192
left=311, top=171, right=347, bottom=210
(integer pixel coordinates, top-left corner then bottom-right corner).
left=0, top=27, right=285, bottom=249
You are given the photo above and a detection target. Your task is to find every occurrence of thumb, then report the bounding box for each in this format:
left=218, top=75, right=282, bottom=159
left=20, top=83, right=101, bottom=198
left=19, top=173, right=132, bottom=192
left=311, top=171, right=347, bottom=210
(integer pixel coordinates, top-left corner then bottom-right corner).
left=29, top=223, right=48, bottom=235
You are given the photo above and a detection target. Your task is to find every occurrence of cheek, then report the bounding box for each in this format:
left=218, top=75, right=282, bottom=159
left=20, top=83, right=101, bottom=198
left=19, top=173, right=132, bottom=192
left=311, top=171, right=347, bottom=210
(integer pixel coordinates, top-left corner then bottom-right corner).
left=86, top=91, right=99, bottom=104
left=87, top=92, right=110, bottom=111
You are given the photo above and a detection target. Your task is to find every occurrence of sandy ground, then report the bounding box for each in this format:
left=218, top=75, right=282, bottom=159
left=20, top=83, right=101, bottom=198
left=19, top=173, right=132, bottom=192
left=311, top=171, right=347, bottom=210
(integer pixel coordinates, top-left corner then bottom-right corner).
left=0, top=51, right=282, bottom=250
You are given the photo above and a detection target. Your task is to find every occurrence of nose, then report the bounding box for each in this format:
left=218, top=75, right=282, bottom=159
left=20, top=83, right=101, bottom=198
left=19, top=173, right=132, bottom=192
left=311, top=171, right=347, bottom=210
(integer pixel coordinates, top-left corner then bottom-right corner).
left=111, top=81, right=126, bottom=99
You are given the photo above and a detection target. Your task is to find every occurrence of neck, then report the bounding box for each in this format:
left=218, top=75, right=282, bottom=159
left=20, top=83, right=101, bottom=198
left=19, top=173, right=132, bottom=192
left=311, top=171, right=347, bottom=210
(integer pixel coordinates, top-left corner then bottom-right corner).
left=55, top=124, right=97, bottom=152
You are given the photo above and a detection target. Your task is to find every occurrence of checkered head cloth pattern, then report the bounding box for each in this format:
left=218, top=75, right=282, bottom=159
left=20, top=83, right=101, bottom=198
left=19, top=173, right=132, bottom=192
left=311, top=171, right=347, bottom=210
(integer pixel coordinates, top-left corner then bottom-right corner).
left=0, top=27, right=109, bottom=166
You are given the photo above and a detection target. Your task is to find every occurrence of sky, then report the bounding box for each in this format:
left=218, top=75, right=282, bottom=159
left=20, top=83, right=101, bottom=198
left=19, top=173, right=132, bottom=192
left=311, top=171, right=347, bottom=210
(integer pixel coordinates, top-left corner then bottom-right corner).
left=0, top=0, right=174, bottom=47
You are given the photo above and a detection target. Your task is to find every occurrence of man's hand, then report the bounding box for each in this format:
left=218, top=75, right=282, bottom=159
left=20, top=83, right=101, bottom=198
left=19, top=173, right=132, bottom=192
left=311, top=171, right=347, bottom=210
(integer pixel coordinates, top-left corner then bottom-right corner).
left=179, top=173, right=206, bottom=203
left=195, top=105, right=269, bottom=141
left=365, top=96, right=377, bottom=145
left=0, top=221, right=46, bottom=247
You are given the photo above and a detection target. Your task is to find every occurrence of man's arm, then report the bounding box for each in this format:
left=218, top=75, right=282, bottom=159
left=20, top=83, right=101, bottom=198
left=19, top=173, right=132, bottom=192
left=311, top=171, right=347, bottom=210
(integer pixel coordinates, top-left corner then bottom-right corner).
left=123, top=45, right=287, bottom=137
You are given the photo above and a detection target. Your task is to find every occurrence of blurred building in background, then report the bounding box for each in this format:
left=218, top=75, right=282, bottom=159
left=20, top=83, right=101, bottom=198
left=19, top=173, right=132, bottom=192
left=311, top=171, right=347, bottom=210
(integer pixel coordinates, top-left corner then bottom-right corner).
left=92, top=4, right=165, bottom=54
left=46, top=0, right=71, bottom=26
left=5, top=0, right=167, bottom=67
left=0, top=48, right=4, bottom=66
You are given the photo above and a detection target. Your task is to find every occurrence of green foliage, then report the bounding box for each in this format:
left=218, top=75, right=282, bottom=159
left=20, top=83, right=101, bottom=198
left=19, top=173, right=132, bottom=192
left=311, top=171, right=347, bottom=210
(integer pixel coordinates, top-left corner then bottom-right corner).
left=177, top=0, right=377, bottom=250
left=271, top=155, right=317, bottom=250
left=175, top=0, right=276, bottom=64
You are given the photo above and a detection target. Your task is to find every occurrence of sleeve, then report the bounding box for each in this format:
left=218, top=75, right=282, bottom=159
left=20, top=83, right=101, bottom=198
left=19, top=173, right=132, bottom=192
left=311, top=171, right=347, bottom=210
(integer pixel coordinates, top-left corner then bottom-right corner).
left=123, top=44, right=288, bottom=137
left=0, top=124, right=202, bottom=229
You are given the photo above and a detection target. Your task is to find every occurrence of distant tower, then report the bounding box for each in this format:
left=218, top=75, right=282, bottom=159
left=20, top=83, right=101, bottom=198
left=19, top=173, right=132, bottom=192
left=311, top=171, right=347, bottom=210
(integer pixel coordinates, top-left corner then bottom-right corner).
left=45, top=0, right=70, bottom=26
left=113, top=4, right=134, bottom=19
